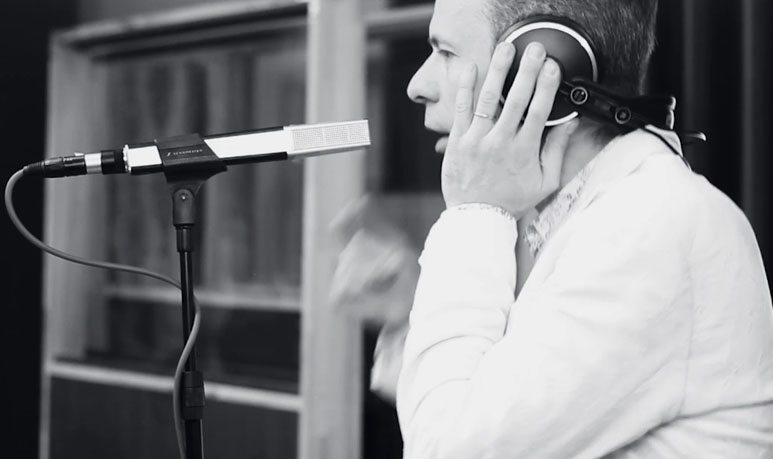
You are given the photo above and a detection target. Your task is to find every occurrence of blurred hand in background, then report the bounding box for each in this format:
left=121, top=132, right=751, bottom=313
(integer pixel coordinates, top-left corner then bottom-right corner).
left=330, top=193, right=432, bottom=403
left=330, top=194, right=421, bottom=328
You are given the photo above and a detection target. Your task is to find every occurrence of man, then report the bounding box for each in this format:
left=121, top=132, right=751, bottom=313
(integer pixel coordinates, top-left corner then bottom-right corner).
left=391, top=0, right=773, bottom=458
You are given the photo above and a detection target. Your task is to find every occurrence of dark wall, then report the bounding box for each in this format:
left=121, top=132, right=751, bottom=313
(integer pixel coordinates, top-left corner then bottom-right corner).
left=0, top=1, right=76, bottom=457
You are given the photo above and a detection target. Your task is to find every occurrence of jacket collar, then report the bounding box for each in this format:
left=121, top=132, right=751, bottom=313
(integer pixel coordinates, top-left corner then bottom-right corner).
left=570, top=126, right=684, bottom=214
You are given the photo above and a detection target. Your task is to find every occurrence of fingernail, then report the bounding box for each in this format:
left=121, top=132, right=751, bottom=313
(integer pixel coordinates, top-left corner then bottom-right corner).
left=528, top=42, right=545, bottom=58
left=545, top=59, right=559, bottom=76
left=500, top=42, right=515, bottom=56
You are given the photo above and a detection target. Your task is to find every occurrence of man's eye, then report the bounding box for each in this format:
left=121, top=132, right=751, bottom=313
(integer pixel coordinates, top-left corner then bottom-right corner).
left=437, top=49, right=454, bottom=59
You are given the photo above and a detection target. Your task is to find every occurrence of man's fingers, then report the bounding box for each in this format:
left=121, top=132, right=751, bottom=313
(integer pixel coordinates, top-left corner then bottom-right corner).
left=520, top=59, right=562, bottom=140
left=330, top=194, right=372, bottom=242
left=540, top=118, right=580, bottom=192
left=496, top=42, right=547, bottom=134
left=468, top=42, right=515, bottom=136
left=450, top=63, right=477, bottom=138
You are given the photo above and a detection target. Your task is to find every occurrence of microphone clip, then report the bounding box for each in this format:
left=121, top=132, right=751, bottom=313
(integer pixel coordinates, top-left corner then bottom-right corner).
left=155, top=133, right=227, bottom=227
left=156, top=133, right=227, bottom=184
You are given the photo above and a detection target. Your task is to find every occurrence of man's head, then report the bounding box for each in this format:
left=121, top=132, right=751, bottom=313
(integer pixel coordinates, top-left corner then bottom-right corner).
left=487, top=0, right=658, bottom=97
left=407, top=0, right=658, bottom=152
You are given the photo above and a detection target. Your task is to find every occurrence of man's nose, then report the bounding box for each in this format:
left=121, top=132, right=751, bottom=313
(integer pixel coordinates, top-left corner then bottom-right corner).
left=406, top=59, right=438, bottom=105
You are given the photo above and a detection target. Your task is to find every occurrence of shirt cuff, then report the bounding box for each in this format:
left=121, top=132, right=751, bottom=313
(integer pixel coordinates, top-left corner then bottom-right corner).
left=425, top=204, right=519, bottom=259
left=446, top=203, right=518, bottom=225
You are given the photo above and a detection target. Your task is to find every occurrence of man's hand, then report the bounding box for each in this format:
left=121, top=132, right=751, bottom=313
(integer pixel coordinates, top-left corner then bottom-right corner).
left=329, top=195, right=419, bottom=327
left=442, top=41, right=580, bottom=219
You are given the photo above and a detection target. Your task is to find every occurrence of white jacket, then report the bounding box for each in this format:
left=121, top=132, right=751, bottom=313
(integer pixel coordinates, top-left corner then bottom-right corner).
left=396, top=128, right=773, bottom=459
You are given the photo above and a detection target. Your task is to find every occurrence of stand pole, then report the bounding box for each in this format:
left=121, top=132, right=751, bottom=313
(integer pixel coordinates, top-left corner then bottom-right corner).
left=173, top=186, right=205, bottom=459
left=155, top=132, right=226, bottom=459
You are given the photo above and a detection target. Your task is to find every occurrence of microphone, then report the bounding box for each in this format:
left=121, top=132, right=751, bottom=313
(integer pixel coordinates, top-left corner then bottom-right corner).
left=25, top=119, right=370, bottom=178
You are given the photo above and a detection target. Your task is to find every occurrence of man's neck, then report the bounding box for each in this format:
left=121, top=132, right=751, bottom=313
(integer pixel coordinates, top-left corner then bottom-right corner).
left=560, top=122, right=611, bottom=187
left=535, top=121, right=613, bottom=212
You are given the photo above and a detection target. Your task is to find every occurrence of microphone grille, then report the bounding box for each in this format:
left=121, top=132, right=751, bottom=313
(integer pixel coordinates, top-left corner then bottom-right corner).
left=289, top=120, right=370, bottom=153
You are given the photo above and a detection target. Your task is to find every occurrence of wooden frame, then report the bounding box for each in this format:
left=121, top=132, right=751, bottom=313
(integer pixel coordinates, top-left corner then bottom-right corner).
left=41, top=1, right=432, bottom=458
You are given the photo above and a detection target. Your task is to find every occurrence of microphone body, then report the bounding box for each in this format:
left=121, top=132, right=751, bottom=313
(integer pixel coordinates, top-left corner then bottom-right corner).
left=26, top=120, right=370, bottom=178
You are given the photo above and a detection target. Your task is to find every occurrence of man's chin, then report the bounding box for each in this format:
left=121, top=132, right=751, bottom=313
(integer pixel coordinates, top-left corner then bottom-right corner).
left=434, top=136, right=449, bottom=154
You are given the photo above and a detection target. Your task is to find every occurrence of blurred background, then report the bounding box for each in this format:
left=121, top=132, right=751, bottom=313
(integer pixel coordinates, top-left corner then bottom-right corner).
left=1, top=0, right=771, bottom=458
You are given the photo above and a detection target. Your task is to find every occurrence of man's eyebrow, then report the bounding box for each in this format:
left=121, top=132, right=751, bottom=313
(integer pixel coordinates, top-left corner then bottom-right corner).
left=428, top=35, right=455, bottom=49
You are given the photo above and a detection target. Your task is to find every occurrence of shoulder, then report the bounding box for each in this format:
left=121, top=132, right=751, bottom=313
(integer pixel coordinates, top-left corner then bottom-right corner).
left=569, top=153, right=697, bottom=250
left=577, top=150, right=759, bottom=263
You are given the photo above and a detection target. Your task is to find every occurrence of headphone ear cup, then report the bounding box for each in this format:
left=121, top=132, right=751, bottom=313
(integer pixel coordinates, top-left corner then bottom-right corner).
left=500, top=17, right=599, bottom=126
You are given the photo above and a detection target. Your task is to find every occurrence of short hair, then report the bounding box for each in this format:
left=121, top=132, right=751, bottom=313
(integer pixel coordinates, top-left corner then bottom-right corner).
left=485, top=0, right=659, bottom=97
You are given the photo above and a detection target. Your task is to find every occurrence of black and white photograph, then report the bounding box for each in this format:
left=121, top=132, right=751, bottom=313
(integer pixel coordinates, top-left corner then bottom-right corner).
left=2, top=0, right=772, bottom=458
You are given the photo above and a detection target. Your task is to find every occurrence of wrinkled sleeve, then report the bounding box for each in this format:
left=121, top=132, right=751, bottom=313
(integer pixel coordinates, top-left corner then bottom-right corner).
left=370, top=321, right=410, bottom=403
left=397, top=200, right=689, bottom=459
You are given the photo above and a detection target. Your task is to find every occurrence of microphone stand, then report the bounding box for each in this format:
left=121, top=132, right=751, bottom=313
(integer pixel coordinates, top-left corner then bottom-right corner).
left=156, top=133, right=228, bottom=459
left=172, top=183, right=205, bottom=459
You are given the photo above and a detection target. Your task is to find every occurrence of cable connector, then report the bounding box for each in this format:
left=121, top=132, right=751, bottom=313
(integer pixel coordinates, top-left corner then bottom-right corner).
left=23, top=156, right=87, bottom=178
left=23, top=149, right=126, bottom=178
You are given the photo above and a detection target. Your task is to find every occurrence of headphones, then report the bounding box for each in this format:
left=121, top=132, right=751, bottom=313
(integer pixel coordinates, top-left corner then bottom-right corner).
left=499, top=16, right=706, bottom=153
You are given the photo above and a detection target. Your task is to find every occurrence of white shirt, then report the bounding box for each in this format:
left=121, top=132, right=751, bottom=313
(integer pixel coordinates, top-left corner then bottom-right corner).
left=396, top=128, right=773, bottom=459
left=524, top=139, right=604, bottom=258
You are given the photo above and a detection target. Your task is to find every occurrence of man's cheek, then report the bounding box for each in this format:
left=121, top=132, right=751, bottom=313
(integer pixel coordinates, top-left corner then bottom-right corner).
left=448, top=59, right=473, bottom=90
